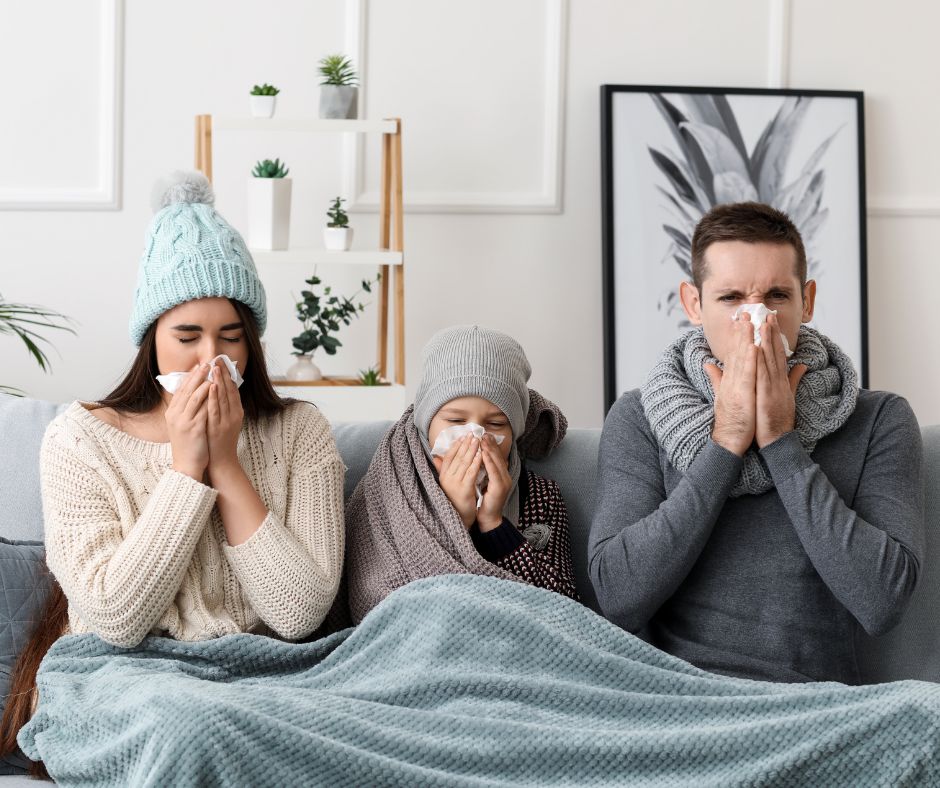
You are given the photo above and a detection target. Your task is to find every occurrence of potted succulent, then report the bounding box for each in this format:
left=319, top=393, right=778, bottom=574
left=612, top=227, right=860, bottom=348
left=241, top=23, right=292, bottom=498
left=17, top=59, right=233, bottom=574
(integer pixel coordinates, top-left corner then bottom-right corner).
left=323, top=197, right=352, bottom=251
left=249, top=84, right=280, bottom=118
left=286, top=273, right=380, bottom=381
left=358, top=365, right=383, bottom=386
left=247, top=158, right=291, bottom=251
left=1, top=293, right=74, bottom=395
left=318, top=55, right=358, bottom=119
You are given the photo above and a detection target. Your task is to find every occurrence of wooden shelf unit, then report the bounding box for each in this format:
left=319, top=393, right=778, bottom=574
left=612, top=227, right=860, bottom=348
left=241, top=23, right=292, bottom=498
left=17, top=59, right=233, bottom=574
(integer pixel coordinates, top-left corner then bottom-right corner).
left=193, top=114, right=406, bottom=386
left=270, top=376, right=391, bottom=387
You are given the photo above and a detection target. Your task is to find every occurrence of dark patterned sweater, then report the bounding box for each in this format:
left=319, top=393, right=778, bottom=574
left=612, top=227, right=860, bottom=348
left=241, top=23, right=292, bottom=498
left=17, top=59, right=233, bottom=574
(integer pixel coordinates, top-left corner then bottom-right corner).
left=470, top=466, right=579, bottom=601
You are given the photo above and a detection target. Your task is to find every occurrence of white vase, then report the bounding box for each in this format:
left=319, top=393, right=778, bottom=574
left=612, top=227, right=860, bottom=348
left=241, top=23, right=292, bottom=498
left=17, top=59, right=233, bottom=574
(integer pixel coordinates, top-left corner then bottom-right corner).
left=249, top=95, right=276, bottom=118
left=323, top=227, right=353, bottom=251
left=285, top=355, right=322, bottom=381
left=247, top=177, right=292, bottom=250
left=318, top=85, right=358, bottom=119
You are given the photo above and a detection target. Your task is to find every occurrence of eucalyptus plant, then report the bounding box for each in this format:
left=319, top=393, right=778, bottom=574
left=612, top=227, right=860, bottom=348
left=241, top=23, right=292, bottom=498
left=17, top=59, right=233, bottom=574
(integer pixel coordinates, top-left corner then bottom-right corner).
left=252, top=159, right=290, bottom=178
left=291, top=273, right=380, bottom=357
left=0, top=294, right=75, bottom=395
left=317, top=55, right=358, bottom=87
left=250, top=84, right=280, bottom=96
left=326, top=197, right=349, bottom=228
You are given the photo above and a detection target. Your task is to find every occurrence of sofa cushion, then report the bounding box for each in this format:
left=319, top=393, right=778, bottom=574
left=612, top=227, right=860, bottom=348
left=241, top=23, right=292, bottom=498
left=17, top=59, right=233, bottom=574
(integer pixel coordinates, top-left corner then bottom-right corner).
left=0, top=396, right=66, bottom=542
left=0, top=539, right=50, bottom=701
left=856, top=425, right=940, bottom=683
left=331, top=421, right=393, bottom=502
left=0, top=538, right=51, bottom=776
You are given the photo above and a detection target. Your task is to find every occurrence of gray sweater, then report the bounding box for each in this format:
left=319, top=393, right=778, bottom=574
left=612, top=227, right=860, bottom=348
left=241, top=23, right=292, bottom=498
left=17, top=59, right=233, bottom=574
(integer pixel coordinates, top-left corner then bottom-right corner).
left=589, top=389, right=925, bottom=684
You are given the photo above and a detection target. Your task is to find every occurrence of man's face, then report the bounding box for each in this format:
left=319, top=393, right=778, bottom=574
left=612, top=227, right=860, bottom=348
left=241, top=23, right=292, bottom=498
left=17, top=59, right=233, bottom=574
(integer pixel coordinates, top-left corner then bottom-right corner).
left=679, top=240, right=816, bottom=363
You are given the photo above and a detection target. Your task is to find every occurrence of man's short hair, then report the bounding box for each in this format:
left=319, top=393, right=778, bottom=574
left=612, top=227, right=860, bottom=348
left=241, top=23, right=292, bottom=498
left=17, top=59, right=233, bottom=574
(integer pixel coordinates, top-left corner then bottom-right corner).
left=690, top=202, right=807, bottom=291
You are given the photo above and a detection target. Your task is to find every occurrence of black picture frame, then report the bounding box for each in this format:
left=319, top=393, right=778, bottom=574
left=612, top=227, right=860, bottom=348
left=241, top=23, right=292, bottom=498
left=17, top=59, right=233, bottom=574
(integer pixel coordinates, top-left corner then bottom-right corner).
left=601, top=84, right=868, bottom=413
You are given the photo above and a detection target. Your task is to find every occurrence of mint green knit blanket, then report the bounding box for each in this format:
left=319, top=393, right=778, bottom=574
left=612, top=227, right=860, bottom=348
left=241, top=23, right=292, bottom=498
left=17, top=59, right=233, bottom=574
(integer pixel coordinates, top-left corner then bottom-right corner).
left=20, top=575, right=940, bottom=786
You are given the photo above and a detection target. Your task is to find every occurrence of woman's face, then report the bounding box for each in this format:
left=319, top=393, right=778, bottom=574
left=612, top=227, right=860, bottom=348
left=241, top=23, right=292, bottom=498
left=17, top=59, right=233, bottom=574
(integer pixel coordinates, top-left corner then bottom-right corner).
left=154, top=297, right=249, bottom=377
left=428, top=396, right=513, bottom=461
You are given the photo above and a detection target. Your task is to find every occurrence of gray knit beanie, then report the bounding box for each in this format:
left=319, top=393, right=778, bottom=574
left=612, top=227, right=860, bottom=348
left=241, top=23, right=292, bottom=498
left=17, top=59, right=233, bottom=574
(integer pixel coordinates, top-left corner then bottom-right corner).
left=413, top=325, right=532, bottom=445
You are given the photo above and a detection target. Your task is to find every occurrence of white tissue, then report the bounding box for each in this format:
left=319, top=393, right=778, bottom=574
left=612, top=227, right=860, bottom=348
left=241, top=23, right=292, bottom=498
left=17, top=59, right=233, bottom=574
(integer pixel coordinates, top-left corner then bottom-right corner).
left=430, top=423, right=506, bottom=508
left=732, top=304, right=793, bottom=357
left=156, top=354, right=244, bottom=394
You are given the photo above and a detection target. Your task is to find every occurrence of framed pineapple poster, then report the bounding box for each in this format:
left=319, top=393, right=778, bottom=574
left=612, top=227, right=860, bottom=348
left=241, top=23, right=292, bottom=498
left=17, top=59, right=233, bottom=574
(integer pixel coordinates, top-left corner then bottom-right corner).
left=601, top=84, right=867, bottom=412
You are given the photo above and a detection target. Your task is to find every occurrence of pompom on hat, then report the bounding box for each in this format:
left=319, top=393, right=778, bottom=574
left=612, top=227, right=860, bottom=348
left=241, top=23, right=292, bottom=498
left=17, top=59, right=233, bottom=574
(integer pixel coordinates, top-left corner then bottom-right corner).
left=129, top=170, right=266, bottom=346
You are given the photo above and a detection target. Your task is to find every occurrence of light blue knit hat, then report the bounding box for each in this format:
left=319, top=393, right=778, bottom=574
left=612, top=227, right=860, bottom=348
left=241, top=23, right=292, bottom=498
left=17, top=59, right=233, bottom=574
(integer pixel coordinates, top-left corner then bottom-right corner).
left=129, top=171, right=266, bottom=345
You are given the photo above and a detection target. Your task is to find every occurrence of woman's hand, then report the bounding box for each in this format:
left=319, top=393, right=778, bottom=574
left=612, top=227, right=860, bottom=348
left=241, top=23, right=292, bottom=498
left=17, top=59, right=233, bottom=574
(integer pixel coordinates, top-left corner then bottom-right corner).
left=476, top=434, right=512, bottom=532
left=433, top=434, right=483, bottom=530
left=165, top=363, right=211, bottom=480
left=207, top=358, right=244, bottom=475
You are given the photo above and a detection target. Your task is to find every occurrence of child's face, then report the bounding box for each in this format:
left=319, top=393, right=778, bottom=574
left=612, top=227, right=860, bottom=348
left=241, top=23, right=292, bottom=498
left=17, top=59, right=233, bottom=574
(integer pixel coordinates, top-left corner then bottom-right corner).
left=428, top=396, right=513, bottom=461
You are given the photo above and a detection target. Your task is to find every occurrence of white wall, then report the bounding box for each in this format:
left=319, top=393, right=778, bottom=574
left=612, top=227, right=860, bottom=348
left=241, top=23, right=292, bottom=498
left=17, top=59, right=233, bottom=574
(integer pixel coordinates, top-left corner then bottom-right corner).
left=2, top=0, right=939, bottom=428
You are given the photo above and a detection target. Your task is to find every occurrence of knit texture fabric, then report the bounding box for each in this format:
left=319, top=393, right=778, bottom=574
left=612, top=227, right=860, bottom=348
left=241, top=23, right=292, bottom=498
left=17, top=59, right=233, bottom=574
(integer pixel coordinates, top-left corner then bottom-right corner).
left=413, top=325, right=533, bottom=523
left=472, top=469, right=579, bottom=600
left=339, top=393, right=567, bottom=625
left=641, top=326, right=859, bottom=496
left=40, top=401, right=345, bottom=645
left=129, top=171, right=266, bottom=345
left=20, top=575, right=940, bottom=786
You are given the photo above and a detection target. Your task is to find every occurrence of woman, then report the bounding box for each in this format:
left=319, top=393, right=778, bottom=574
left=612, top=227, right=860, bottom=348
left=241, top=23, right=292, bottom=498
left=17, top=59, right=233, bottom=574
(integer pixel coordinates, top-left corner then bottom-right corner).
left=1, top=171, right=345, bottom=776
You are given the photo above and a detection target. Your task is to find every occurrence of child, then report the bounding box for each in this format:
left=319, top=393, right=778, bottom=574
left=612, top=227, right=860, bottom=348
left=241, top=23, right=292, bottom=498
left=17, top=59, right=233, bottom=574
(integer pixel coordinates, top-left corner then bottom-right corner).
left=342, top=325, right=577, bottom=623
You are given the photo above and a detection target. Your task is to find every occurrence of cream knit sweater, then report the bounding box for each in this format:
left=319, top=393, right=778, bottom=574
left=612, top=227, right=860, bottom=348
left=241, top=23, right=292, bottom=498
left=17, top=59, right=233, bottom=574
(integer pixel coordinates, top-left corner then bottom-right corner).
left=40, top=400, right=345, bottom=647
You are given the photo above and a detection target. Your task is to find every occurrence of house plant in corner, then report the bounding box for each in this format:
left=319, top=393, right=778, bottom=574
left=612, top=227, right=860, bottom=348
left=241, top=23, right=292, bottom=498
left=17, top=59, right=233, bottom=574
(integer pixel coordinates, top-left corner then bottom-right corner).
left=249, top=83, right=280, bottom=118
left=317, top=55, right=358, bottom=119
left=247, top=158, right=291, bottom=251
left=324, top=197, right=352, bottom=251
left=0, top=293, right=74, bottom=395
left=286, top=273, right=380, bottom=381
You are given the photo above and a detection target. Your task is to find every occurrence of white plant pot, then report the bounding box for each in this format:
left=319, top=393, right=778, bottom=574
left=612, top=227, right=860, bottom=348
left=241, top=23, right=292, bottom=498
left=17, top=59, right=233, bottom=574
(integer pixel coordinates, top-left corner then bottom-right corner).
left=285, top=354, right=322, bottom=381
left=319, top=85, right=358, bottom=119
left=249, top=95, right=277, bottom=118
left=247, top=177, right=292, bottom=250
left=323, top=227, right=353, bottom=251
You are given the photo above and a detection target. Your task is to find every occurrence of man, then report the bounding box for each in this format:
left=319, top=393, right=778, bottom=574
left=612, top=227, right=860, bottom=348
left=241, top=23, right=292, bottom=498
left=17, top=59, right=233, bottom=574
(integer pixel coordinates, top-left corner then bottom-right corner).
left=589, top=201, right=924, bottom=684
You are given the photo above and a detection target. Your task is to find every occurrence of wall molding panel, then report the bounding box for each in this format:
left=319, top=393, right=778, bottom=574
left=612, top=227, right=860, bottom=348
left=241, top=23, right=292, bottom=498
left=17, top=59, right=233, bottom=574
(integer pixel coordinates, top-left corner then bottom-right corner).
left=0, top=0, right=124, bottom=211
left=343, top=0, right=567, bottom=214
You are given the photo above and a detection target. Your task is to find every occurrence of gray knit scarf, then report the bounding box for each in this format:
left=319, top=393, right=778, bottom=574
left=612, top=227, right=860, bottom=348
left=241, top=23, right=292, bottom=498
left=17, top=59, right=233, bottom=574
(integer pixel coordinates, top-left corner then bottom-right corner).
left=640, top=326, right=858, bottom=497
left=340, top=390, right=567, bottom=624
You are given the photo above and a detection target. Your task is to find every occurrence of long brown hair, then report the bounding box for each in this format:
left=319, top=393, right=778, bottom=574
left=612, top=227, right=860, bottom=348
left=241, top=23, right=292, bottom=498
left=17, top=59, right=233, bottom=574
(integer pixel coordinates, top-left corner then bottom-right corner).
left=0, top=298, right=288, bottom=775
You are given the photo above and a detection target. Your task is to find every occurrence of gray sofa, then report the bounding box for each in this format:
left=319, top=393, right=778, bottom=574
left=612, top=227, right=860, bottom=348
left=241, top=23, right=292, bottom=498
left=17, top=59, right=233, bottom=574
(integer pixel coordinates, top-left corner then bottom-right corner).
left=1, top=395, right=938, bottom=783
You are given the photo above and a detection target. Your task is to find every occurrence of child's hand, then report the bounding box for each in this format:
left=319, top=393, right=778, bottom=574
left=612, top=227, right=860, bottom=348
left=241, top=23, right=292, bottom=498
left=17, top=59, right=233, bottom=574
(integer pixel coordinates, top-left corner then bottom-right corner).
left=432, top=434, right=482, bottom=530
left=476, top=434, right=512, bottom=532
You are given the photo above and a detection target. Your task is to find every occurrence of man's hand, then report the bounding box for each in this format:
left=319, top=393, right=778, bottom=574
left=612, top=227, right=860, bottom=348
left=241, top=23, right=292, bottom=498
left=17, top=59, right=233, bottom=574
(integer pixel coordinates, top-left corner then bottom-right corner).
left=756, top=313, right=807, bottom=448
left=433, top=435, right=482, bottom=530
left=704, top=317, right=758, bottom=457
